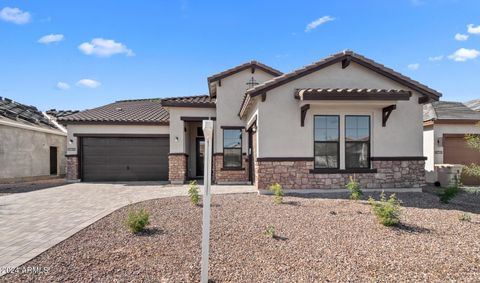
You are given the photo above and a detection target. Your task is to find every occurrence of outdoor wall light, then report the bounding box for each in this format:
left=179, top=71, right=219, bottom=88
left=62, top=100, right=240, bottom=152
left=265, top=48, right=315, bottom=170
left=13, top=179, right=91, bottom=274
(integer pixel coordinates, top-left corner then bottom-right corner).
left=175, top=136, right=179, bottom=142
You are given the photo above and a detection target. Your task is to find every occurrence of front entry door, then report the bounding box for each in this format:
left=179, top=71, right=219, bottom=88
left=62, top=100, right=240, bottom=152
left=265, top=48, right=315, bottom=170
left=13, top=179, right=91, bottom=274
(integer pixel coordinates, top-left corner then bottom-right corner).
left=196, top=137, right=205, bottom=177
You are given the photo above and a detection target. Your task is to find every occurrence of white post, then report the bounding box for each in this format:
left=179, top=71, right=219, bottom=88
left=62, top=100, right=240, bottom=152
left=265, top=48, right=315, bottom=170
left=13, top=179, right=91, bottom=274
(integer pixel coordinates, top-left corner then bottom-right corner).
left=200, top=120, right=213, bottom=283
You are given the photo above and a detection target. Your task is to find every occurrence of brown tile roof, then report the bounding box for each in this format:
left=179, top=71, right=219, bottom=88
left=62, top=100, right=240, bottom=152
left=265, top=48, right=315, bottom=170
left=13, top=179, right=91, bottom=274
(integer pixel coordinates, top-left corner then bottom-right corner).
left=423, top=101, right=480, bottom=122
left=239, top=50, right=442, bottom=117
left=0, top=97, right=61, bottom=131
left=161, top=95, right=216, bottom=108
left=58, top=99, right=169, bottom=124
left=207, top=60, right=283, bottom=83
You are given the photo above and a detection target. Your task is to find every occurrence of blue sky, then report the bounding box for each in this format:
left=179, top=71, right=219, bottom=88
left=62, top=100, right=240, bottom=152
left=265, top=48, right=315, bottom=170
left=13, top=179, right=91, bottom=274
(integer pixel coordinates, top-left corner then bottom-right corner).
left=0, top=0, right=479, bottom=111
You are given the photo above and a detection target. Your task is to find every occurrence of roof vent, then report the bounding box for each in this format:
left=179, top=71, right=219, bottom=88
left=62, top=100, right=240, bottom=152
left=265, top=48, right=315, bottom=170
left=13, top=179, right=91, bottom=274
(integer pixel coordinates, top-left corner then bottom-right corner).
left=116, top=107, right=123, bottom=111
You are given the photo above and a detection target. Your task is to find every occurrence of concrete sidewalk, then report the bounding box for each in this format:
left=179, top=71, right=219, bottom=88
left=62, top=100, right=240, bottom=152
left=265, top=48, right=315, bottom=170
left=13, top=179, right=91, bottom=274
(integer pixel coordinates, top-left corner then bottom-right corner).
left=0, top=182, right=256, bottom=274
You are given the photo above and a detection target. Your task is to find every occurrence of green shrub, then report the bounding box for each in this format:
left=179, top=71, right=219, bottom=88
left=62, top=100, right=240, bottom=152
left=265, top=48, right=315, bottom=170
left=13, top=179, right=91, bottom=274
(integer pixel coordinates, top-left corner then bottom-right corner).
left=345, top=176, right=363, bottom=200
left=439, top=186, right=460, bottom=204
left=269, top=183, right=284, bottom=204
left=458, top=213, right=472, bottom=222
left=264, top=225, right=276, bottom=238
left=368, top=192, right=402, bottom=226
left=188, top=180, right=200, bottom=206
left=126, top=208, right=150, bottom=233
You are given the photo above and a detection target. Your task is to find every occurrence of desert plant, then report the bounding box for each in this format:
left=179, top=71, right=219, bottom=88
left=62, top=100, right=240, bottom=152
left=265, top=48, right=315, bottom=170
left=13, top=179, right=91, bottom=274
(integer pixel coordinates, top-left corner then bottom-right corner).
left=458, top=213, right=472, bottom=222
left=368, top=192, right=402, bottom=226
left=188, top=180, right=200, bottom=206
left=126, top=208, right=150, bottom=233
left=346, top=176, right=363, bottom=200
left=264, top=225, right=276, bottom=238
left=438, top=186, right=460, bottom=204
left=269, top=183, right=284, bottom=204
left=464, top=131, right=480, bottom=179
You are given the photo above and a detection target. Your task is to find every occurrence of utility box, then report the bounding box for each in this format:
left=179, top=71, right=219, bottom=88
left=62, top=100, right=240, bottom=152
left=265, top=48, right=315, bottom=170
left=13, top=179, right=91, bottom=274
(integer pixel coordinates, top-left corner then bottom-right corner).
left=435, top=164, right=464, bottom=187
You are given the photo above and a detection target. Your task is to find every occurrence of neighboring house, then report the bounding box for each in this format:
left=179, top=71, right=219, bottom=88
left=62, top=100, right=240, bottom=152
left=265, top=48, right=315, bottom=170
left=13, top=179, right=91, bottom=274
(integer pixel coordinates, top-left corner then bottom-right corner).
left=59, top=50, right=441, bottom=191
left=0, top=97, right=67, bottom=182
left=465, top=99, right=480, bottom=111
left=423, top=101, right=480, bottom=185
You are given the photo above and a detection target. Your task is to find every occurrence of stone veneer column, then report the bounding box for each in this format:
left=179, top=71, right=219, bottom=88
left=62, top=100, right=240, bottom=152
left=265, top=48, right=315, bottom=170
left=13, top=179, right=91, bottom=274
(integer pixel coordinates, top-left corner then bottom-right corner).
left=168, top=153, right=188, bottom=184
left=255, top=159, right=426, bottom=191
left=66, top=155, right=79, bottom=181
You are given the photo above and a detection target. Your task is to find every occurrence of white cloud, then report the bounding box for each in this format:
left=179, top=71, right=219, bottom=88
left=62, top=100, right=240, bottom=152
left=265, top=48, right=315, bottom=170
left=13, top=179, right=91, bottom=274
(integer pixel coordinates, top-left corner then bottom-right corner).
left=78, top=38, right=134, bottom=57
left=56, top=82, right=70, bottom=90
left=76, top=79, right=101, bottom=89
left=428, top=55, right=444, bottom=61
left=38, top=34, right=64, bottom=44
left=448, top=48, right=480, bottom=62
left=0, top=7, right=31, bottom=24
left=454, top=33, right=469, bottom=41
left=467, top=24, right=480, bottom=34
left=305, top=16, right=335, bottom=32
left=407, top=63, right=420, bottom=70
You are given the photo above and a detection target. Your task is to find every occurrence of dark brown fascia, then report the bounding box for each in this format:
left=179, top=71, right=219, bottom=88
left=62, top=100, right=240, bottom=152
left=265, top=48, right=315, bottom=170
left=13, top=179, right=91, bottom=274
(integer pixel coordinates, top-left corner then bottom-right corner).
left=370, top=156, right=427, bottom=161
left=246, top=53, right=441, bottom=101
left=180, top=116, right=216, bottom=122
left=207, top=62, right=282, bottom=84
left=74, top=134, right=169, bottom=138
left=443, top=133, right=480, bottom=138
left=59, top=120, right=169, bottom=126
left=294, top=92, right=411, bottom=101
left=423, top=119, right=480, bottom=126
left=220, top=126, right=245, bottom=129
left=161, top=101, right=216, bottom=108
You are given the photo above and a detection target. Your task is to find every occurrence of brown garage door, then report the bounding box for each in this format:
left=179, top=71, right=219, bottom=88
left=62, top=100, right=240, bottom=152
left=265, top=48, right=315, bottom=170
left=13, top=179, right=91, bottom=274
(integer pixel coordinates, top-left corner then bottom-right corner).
left=443, top=135, right=480, bottom=185
left=81, top=137, right=169, bottom=182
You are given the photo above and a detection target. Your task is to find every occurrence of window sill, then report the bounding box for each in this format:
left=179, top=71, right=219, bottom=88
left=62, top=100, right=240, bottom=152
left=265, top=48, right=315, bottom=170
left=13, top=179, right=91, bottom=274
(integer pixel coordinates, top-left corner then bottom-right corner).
left=309, top=168, right=377, bottom=174
left=221, top=167, right=245, bottom=171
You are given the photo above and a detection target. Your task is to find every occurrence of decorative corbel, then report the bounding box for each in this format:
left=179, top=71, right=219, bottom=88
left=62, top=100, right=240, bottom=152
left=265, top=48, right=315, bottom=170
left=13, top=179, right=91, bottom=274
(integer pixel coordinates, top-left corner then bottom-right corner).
left=342, top=56, right=351, bottom=69
left=251, top=66, right=255, bottom=74
left=301, top=104, right=310, bottom=127
left=218, top=79, right=221, bottom=87
left=382, top=104, right=396, bottom=127
left=418, top=96, right=429, bottom=104
left=261, top=93, right=266, bottom=102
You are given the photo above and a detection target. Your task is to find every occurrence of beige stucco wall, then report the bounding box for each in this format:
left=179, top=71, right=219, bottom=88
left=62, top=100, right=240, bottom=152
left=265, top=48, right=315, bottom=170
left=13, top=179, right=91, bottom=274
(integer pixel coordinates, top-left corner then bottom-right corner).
left=65, top=124, right=169, bottom=155
left=253, top=61, right=424, bottom=160
left=214, top=69, right=276, bottom=153
left=0, top=124, right=66, bottom=180
left=166, top=107, right=216, bottom=154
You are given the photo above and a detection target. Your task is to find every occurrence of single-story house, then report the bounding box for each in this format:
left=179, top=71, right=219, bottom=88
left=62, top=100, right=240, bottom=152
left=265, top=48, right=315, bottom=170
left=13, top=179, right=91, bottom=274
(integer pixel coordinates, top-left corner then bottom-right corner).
left=0, top=97, right=67, bottom=182
left=59, top=50, right=442, bottom=192
left=423, top=101, right=480, bottom=185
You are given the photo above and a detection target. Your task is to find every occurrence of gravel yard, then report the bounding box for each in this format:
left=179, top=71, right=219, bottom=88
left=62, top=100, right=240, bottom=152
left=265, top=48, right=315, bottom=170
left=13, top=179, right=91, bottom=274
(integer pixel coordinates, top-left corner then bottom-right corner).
left=2, top=189, right=480, bottom=282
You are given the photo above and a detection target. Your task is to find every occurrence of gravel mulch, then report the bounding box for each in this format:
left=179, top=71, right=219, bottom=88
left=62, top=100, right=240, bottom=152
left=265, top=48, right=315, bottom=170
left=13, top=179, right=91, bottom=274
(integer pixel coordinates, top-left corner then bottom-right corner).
left=0, top=178, right=66, bottom=196
left=2, top=191, right=480, bottom=282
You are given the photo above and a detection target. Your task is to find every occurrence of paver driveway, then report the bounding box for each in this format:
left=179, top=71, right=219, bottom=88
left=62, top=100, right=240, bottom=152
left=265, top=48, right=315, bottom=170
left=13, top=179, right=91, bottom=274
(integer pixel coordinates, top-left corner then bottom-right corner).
left=0, top=182, right=255, bottom=274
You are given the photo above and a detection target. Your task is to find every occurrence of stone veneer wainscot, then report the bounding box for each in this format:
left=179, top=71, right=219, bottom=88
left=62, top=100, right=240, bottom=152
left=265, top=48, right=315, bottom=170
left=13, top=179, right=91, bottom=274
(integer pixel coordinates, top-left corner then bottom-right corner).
left=212, top=153, right=249, bottom=184
left=168, top=154, right=188, bottom=184
left=255, top=159, right=426, bottom=191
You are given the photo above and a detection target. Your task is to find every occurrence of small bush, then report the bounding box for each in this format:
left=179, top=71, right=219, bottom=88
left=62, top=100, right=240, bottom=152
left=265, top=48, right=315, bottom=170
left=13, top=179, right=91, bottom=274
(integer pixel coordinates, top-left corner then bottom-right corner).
left=269, top=183, right=284, bottom=204
left=458, top=213, right=472, bottom=222
left=126, top=208, right=150, bottom=233
left=346, top=176, right=363, bottom=200
left=264, top=225, right=275, bottom=238
left=439, top=186, right=460, bottom=204
left=368, top=192, right=402, bottom=226
left=188, top=180, right=200, bottom=206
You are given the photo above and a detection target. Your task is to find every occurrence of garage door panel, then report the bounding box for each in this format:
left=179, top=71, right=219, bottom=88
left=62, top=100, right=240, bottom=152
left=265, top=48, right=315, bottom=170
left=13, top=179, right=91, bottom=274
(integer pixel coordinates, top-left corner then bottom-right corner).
left=444, top=136, right=480, bottom=186
left=82, top=137, right=169, bottom=181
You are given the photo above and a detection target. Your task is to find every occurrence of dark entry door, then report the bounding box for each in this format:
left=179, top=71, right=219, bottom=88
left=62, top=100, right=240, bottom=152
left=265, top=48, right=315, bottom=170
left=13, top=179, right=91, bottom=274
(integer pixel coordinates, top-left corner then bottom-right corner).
left=50, top=146, right=58, bottom=175
left=196, top=138, right=205, bottom=177
left=248, top=128, right=256, bottom=184
left=81, top=137, right=169, bottom=182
